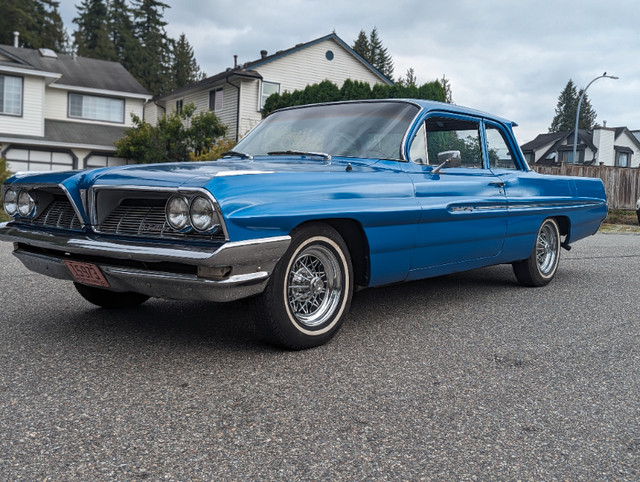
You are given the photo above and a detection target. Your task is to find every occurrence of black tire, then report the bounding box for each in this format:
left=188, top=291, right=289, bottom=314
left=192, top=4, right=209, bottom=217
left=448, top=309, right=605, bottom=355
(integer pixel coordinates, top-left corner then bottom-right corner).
left=512, top=218, right=561, bottom=287
left=74, top=282, right=150, bottom=309
left=255, top=223, right=354, bottom=350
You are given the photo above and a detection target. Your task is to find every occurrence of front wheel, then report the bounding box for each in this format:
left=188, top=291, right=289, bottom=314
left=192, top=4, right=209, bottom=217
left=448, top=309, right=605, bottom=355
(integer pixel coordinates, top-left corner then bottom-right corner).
left=512, top=218, right=561, bottom=287
left=74, top=283, right=150, bottom=309
left=255, top=224, right=354, bottom=350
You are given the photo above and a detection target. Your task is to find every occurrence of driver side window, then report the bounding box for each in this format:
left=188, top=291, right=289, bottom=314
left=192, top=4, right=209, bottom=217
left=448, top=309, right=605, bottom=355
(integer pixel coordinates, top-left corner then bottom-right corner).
left=425, top=117, right=484, bottom=168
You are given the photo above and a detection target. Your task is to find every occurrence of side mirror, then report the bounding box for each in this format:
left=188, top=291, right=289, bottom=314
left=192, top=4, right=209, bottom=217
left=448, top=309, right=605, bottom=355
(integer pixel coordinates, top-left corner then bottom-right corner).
left=432, top=150, right=461, bottom=174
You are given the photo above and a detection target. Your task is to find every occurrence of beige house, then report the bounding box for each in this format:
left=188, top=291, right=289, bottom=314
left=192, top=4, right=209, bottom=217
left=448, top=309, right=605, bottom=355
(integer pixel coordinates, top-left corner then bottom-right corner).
left=521, top=125, right=640, bottom=167
left=0, top=42, right=151, bottom=172
left=147, top=33, right=393, bottom=140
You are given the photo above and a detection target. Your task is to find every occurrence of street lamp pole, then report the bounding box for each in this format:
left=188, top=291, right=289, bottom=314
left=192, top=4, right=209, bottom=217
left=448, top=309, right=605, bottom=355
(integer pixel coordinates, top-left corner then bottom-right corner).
left=572, top=73, right=618, bottom=164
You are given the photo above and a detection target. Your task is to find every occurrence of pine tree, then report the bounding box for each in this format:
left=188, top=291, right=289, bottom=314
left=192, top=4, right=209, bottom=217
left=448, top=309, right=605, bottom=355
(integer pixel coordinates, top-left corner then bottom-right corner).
left=368, top=27, right=394, bottom=80
left=352, top=30, right=370, bottom=62
left=131, top=0, right=173, bottom=95
left=1, top=0, right=67, bottom=51
left=440, top=75, right=453, bottom=104
left=171, top=33, right=204, bottom=90
left=73, top=0, right=116, bottom=60
left=549, top=79, right=597, bottom=132
left=108, top=0, right=141, bottom=72
left=352, top=27, right=394, bottom=81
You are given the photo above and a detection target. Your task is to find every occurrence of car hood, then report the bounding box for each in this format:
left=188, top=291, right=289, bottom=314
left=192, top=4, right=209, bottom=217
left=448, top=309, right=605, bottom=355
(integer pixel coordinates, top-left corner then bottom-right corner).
left=82, top=156, right=395, bottom=189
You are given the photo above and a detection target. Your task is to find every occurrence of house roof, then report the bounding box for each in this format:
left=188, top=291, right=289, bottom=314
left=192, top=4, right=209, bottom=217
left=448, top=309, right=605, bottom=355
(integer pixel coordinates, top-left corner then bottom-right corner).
left=520, top=132, right=567, bottom=152
left=156, top=32, right=392, bottom=102
left=0, top=119, right=125, bottom=151
left=0, top=44, right=149, bottom=96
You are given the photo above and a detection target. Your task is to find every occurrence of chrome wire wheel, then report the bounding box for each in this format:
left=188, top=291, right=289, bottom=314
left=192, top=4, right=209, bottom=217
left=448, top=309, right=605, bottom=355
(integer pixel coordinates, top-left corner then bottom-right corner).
left=512, top=217, right=561, bottom=287
left=286, top=244, right=343, bottom=328
left=536, top=221, right=559, bottom=276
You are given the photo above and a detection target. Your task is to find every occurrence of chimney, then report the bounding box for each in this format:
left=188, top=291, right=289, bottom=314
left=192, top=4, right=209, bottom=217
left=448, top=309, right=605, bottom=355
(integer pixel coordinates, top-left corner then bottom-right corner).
left=234, top=54, right=238, bottom=69
left=13, top=31, right=19, bottom=48
left=260, top=50, right=268, bottom=59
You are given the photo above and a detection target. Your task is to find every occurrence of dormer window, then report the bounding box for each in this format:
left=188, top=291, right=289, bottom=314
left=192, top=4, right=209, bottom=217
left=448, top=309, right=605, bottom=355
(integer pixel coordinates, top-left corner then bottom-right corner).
left=68, top=93, right=124, bottom=123
left=0, top=74, right=23, bottom=116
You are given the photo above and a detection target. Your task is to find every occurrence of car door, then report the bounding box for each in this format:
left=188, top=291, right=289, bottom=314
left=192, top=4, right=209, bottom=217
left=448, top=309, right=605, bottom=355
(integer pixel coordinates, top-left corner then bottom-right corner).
left=402, top=114, right=509, bottom=279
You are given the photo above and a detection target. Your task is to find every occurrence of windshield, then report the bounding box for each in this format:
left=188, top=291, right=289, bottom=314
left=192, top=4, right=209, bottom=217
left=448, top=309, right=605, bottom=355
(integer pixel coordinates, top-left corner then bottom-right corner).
left=235, top=101, right=420, bottom=160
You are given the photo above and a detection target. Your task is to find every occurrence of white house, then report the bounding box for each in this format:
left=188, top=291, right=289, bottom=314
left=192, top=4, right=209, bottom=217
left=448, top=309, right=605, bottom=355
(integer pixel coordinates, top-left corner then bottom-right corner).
left=521, top=125, right=640, bottom=168
left=0, top=41, right=151, bottom=172
left=147, top=33, right=393, bottom=140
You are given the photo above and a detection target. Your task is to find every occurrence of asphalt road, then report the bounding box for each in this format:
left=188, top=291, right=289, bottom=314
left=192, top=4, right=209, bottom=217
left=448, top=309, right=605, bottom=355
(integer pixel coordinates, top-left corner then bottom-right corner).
left=1, top=232, right=639, bottom=480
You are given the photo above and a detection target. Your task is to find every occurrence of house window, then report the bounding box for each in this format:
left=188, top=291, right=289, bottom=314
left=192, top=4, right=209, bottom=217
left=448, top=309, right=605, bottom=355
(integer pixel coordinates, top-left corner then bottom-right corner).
left=558, top=149, right=580, bottom=163
left=615, top=151, right=630, bottom=167
left=176, top=99, right=183, bottom=113
left=209, top=88, right=223, bottom=111
left=68, top=93, right=124, bottom=123
left=0, top=74, right=23, bottom=116
left=260, top=81, right=280, bottom=110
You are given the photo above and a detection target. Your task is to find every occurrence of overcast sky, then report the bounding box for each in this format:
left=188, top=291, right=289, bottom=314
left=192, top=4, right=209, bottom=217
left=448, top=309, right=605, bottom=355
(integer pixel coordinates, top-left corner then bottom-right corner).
left=58, top=0, right=640, bottom=143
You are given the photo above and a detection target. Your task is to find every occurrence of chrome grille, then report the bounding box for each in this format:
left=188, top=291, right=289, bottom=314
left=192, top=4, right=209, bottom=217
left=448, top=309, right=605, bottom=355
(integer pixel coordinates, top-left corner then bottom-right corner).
left=99, top=199, right=222, bottom=241
left=31, top=198, right=82, bottom=231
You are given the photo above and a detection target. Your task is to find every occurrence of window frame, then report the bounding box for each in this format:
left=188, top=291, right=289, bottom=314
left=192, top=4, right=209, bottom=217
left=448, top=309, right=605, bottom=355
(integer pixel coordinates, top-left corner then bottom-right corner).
left=209, top=87, right=223, bottom=112
left=260, top=81, right=280, bottom=110
left=67, top=92, right=125, bottom=124
left=0, top=74, right=24, bottom=117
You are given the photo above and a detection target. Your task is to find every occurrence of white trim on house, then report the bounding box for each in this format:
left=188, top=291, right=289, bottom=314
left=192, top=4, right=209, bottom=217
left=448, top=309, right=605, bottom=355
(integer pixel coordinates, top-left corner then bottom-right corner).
left=48, top=83, right=153, bottom=101
left=0, top=65, right=61, bottom=80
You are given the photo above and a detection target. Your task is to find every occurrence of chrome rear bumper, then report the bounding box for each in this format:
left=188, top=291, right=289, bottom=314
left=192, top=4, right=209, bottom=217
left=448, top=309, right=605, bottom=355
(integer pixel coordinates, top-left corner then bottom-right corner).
left=0, top=222, right=291, bottom=302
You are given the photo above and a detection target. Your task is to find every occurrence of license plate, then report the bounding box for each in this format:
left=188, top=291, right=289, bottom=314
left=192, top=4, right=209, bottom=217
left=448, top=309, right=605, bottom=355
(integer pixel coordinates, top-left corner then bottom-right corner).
left=65, top=260, right=110, bottom=288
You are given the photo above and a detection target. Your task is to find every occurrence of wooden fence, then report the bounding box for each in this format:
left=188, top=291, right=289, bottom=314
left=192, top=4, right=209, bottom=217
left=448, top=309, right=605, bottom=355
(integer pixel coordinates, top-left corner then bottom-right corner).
left=530, top=164, right=640, bottom=210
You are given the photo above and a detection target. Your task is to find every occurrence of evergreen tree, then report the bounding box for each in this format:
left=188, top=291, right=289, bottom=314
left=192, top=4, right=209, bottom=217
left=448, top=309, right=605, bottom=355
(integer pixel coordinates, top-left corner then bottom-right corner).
left=549, top=79, right=597, bottom=132
left=73, top=0, right=116, bottom=60
left=439, top=75, right=453, bottom=103
left=368, top=27, right=394, bottom=80
left=352, top=27, right=394, bottom=81
left=132, top=0, right=173, bottom=96
left=171, top=33, right=205, bottom=89
left=108, top=0, right=141, bottom=72
left=352, top=30, right=370, bottom=62
left=1, top=0, right=67, bottom=51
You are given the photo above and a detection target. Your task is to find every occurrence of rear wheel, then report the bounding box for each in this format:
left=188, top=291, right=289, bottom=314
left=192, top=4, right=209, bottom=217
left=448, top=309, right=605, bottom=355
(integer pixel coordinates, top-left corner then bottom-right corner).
left=255, top=224, right=354, bottom=350
left=74, top=283, right=150, bottom=309
left=512, top=218, right=561, bottom=287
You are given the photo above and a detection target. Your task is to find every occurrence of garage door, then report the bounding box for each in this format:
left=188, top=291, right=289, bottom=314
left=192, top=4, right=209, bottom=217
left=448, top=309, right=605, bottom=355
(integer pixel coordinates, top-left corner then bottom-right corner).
left=5, top=148, right=75, bottom=172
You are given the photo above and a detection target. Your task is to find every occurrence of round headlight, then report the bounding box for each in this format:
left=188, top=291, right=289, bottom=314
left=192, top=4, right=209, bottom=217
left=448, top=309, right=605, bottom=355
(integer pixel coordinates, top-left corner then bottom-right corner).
left=3, top=188, right=18, bottom=216
left=17, top=190, right=36, bottom=218
left=165, top=195, right=190, bottom=230
left=189, top=196, right=217, bottom=232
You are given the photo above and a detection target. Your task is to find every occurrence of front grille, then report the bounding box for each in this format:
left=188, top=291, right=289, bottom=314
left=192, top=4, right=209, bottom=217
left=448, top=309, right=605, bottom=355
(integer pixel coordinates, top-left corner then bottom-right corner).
left=98, top=199, right=222, bottom=241
left=30, top=197, right=82, bottom=231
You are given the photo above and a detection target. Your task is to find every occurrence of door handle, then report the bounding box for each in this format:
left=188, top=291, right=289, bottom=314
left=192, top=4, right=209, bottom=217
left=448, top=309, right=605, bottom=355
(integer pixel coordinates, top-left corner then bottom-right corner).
left=489, top=181, right=505, bottom=188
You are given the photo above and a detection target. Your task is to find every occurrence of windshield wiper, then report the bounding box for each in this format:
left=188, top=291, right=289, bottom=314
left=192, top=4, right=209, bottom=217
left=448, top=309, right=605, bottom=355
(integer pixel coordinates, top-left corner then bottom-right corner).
left=267, top=150, right=331, bottom=161
left=221, top=150, right=253, bottom=160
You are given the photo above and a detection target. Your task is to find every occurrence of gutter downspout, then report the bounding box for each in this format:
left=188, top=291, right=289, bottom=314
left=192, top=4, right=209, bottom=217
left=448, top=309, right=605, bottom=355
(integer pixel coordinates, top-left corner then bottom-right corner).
left=225, top=76, right=241, bottom=142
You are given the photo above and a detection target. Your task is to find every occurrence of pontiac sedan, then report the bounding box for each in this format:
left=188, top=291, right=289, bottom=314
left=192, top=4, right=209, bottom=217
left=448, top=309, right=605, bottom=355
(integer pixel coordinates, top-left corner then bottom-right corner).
left=0, top=99, right=607, bottom=349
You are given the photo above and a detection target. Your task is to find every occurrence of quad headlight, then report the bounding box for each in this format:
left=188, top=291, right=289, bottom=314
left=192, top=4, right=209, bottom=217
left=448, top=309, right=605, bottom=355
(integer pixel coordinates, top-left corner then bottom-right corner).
left=165, top=193, right=221, bottom=233
left=3, top=188, right=18, bottom=216
left=17, top=190, right=36, bottom=218
left=165, top=195, right=190, bottom=231
left=189, top=195, right=217, bottom=232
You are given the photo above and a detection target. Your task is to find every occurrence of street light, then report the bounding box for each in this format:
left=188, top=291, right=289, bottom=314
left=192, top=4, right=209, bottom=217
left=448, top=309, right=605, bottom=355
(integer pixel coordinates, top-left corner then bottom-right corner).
left=572, top=72, right=618, bottom=164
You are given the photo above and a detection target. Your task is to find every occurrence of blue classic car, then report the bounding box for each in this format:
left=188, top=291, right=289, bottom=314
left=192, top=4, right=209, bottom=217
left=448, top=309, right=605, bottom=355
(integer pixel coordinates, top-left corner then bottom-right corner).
left=1, top=99, right=607, bottom=349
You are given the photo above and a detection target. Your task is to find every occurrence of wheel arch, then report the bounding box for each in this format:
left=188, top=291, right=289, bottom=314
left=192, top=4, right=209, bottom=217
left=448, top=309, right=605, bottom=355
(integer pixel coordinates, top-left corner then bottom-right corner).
left=291, top=218, right=370, bottom=290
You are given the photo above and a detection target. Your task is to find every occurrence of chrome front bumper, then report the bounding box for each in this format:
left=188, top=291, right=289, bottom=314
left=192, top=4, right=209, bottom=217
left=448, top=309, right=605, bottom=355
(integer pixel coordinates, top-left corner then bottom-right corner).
left=0, top=222, right=291, bottom=302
